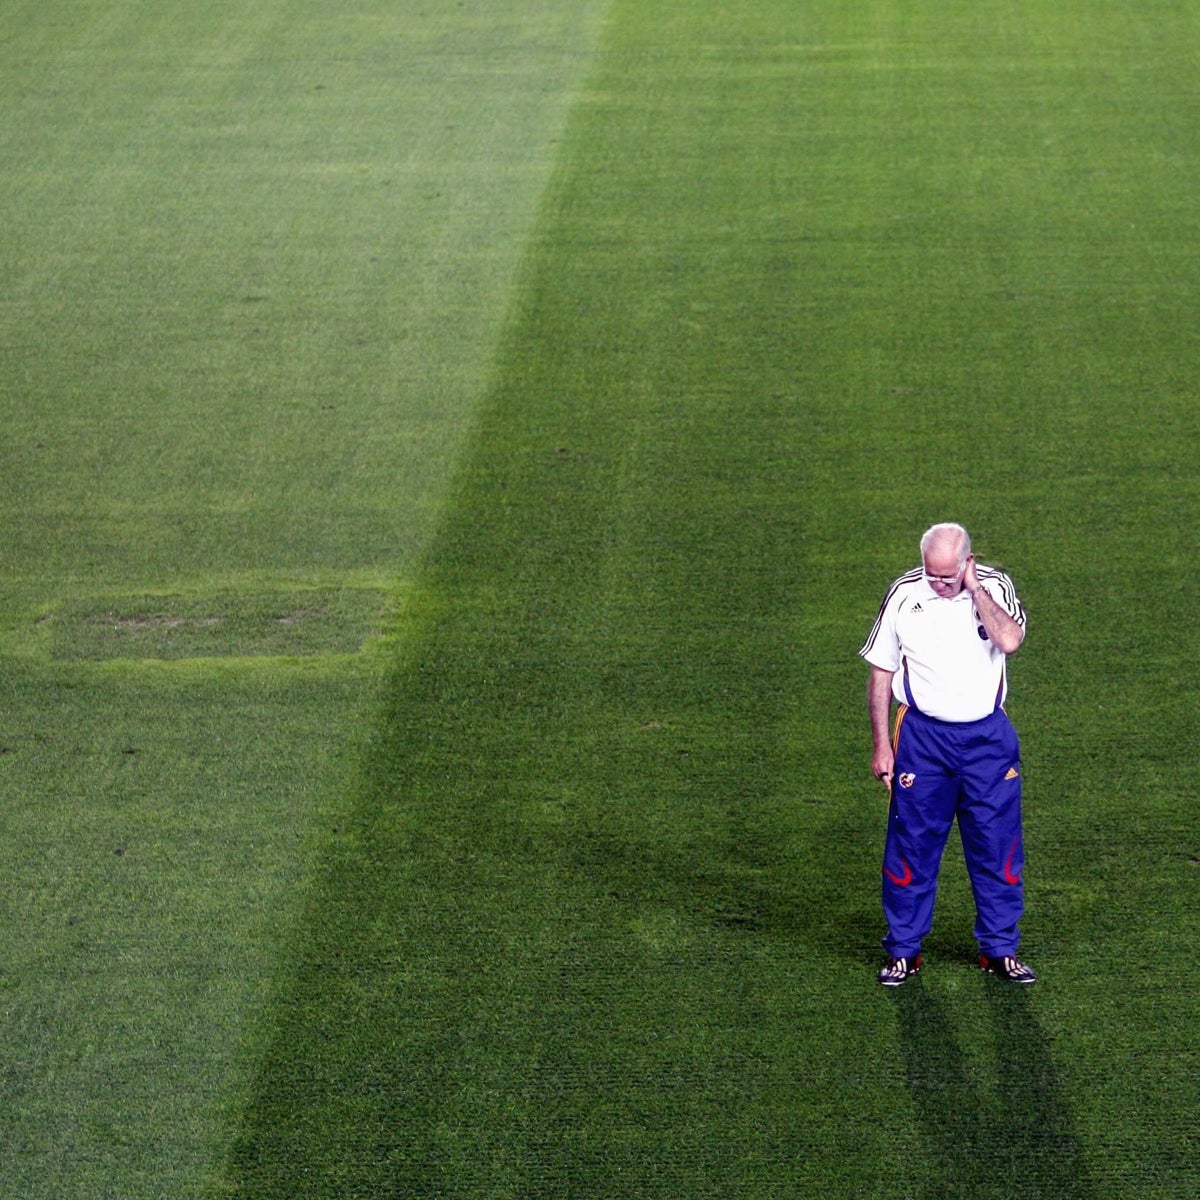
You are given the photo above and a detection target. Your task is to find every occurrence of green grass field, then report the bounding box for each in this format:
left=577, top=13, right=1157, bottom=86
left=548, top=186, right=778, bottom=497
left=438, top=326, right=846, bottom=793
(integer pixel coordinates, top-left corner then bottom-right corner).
left=2, top=1, right=1197, bottom=1197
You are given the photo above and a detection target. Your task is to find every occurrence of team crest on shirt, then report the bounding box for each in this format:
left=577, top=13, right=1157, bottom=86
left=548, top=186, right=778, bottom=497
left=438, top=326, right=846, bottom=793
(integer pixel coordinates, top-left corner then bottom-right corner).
left=899, top=773, right=916, bottom=789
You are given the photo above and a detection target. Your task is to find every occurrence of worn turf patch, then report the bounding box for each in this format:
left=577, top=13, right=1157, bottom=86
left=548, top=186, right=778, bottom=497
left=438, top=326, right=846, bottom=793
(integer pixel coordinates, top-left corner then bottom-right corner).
left=43, top=589, right=388, bottom=661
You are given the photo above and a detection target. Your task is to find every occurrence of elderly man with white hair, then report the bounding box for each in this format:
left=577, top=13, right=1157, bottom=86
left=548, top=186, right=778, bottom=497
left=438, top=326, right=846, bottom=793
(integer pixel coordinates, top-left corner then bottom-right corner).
left=860, top=522, right=1036, bottom=987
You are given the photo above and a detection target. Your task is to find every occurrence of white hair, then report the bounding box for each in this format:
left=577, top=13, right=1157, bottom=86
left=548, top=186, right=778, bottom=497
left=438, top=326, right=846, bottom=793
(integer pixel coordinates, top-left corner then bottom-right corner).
left=920, top=522, right=971, bottom=564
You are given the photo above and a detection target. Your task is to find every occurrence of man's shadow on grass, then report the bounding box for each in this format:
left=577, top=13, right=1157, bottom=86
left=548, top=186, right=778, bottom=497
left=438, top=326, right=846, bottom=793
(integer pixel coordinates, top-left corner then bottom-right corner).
left=893, top=979, right=1094, bottom=1200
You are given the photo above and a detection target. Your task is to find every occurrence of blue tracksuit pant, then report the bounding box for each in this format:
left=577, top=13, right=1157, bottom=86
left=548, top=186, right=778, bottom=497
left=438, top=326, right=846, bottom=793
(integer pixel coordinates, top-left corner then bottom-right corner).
left=882, top=705, right=1025, bottom=959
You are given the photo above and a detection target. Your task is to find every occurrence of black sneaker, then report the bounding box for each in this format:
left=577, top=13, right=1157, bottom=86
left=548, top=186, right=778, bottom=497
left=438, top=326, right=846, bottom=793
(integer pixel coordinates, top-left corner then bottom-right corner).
left=979, top=954, right=1037, bottom=984
left=878, top=955, right=922, bottom=986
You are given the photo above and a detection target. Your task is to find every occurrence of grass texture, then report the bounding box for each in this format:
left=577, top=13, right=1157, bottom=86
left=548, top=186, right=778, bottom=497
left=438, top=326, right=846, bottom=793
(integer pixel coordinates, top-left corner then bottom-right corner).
left=1, top=0, right=607, bottom=1195
left=3, top=1, right=1199, bottom=1197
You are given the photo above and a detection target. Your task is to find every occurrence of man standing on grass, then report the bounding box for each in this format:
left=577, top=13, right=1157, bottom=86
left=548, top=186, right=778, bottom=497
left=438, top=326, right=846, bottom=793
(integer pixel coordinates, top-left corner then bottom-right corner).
left=859, top=522, right=1036, bottom=987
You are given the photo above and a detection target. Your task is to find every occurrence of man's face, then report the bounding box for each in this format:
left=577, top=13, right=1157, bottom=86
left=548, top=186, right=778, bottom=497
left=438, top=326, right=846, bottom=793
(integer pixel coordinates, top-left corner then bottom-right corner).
left=923, top=544, right=966, bottom=597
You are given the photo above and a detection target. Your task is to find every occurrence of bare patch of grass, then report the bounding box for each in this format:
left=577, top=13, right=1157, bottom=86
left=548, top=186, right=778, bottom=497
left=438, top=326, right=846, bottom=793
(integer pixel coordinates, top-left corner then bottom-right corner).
left=47, top=590, right=387, bottom=661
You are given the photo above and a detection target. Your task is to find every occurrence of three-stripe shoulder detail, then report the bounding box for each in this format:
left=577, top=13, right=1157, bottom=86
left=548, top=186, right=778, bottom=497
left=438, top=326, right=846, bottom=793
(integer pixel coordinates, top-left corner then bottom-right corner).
left=860, top=567, right=924, bottom=656
left=977, top=567, right=1025, bottom=625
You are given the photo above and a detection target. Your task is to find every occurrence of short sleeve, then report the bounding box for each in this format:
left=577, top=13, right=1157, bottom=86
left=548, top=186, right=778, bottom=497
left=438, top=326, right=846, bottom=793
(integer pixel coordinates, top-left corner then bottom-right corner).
left=860, top=592, right=901, bottom=672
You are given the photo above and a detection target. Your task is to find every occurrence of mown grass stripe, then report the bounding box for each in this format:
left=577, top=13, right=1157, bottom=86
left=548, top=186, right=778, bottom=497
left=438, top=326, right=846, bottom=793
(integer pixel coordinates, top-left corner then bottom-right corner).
left=0, top=3, right=611, bottom=1196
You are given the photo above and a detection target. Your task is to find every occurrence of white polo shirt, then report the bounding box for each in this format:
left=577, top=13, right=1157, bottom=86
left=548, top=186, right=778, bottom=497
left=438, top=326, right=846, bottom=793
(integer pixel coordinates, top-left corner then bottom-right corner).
left=859, top=565, right=1026, bottom=722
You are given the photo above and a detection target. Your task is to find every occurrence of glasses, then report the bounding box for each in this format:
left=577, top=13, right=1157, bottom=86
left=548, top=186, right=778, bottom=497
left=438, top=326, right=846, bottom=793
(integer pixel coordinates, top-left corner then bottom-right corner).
left=924, top=566, right=965, bottom=585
